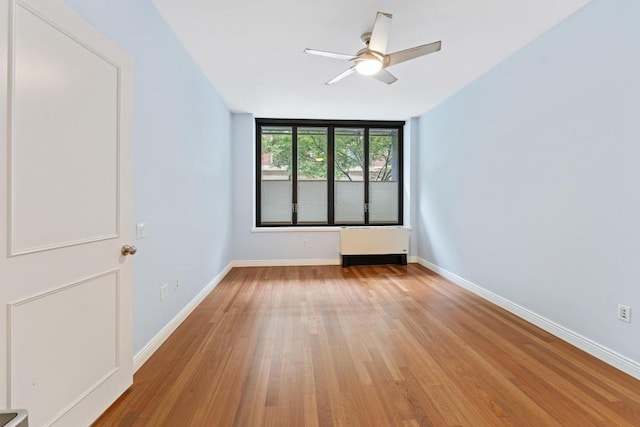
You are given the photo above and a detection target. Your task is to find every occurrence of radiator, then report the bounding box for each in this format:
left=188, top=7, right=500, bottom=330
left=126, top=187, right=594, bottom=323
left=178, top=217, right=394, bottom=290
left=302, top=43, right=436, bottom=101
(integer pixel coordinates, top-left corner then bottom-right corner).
left=339, top=227, right=408, bottom=266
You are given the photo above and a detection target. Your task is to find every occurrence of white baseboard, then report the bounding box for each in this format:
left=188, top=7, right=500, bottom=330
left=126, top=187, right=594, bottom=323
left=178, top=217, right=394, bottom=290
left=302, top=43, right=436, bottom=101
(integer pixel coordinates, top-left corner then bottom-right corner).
left=133, top=262, right=234, bottom=372
left=417, top=257, right=640, bottom=380
left=233, top=256, right=418, bottom=268
left=231, top=258, right=341, bottom=267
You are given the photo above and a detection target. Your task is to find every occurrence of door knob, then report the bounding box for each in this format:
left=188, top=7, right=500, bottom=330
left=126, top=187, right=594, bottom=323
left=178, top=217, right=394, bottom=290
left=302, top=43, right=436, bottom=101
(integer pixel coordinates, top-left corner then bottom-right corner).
left=121, top=245, right=137, bottom=256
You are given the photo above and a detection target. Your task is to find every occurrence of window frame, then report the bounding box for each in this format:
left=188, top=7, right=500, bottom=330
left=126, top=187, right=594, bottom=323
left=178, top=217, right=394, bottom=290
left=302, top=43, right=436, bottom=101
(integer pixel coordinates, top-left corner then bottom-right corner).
left=256, top=118, right=404, bottom=228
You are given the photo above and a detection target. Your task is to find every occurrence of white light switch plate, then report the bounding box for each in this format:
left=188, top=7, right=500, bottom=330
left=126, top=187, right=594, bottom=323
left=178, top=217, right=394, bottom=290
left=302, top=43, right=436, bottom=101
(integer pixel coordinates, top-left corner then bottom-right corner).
left=136, top=222, right=147, bottom=238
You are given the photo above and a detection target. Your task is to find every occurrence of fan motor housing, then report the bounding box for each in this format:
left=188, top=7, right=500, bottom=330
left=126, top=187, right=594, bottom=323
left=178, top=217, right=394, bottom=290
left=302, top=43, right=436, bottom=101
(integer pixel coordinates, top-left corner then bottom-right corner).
left=360, top=32, right=372, bottom=45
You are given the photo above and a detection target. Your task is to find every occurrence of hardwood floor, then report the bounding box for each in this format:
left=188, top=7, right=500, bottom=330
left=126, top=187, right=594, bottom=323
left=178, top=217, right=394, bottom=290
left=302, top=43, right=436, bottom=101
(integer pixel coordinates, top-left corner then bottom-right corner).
left=94, top=265, right=640, bottom=426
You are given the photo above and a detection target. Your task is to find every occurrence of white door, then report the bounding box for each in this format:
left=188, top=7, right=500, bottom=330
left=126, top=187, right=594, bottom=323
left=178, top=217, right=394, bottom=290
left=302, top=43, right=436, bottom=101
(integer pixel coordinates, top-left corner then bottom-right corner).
left=0, top=0, right=134, bottom=425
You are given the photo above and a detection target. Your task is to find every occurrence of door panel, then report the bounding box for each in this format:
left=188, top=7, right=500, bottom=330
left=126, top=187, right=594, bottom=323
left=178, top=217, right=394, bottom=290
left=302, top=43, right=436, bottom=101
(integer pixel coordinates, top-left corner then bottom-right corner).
left=12, top=3, right=119, bottom=254
left=9, top=271, right=119, bottom=425
left=0, top=0, right=134, bottom=425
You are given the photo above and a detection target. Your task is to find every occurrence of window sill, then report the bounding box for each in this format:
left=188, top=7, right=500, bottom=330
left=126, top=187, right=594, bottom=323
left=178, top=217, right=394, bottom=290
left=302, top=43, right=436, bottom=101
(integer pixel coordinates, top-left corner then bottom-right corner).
left=251, top=226, right=412, bottom=233
left=251, top=226, right=341, bottom=233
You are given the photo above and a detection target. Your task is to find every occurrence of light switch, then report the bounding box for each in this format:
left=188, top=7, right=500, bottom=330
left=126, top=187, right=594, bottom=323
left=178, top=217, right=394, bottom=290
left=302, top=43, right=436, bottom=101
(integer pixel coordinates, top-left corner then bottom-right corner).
left=136, top=222, right=147, bottom=238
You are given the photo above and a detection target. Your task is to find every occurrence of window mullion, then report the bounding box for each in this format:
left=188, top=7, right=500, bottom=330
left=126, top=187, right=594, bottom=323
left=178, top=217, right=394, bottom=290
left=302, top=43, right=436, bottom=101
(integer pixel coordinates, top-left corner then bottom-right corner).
left=363, top=127, right=370, bottom=225
left=328, top=126, right=335, bottom=225
left=292, top=125, right=298, bottom=224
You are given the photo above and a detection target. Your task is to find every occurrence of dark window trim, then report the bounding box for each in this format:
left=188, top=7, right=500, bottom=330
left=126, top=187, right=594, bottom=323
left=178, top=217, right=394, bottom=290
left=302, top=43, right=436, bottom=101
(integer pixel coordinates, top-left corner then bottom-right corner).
left=257, top=118, right=405, bottom=127
left=291, top=125, right=298, bottom=224
left=256, top=118, right=404, bottom=228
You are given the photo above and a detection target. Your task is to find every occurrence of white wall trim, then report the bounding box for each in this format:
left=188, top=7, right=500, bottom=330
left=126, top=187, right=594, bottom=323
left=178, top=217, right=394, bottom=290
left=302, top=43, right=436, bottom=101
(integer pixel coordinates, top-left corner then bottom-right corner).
left=250, top=226, right=413, bottom=233
left=417, top=257, right=640, bottom=380
left=133, top=262, right=233, bottom=372
left=232, top=258, right=341, bottom=267
left=233, top=256, right=419, bottom=268
left=250, top=227, right=341, bottom=233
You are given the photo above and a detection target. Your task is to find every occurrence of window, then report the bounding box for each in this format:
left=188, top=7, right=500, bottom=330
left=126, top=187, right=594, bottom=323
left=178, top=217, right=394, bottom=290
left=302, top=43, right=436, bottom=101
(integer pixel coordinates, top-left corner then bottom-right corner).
left=256, top=119, right=403, bottom=227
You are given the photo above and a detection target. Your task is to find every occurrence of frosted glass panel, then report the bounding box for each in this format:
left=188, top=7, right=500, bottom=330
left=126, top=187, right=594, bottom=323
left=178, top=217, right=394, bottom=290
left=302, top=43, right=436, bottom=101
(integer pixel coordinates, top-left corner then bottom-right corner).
left=261, top=181, right=292, bottom=223
left=335, top=181, right=364, bottom=223
left=260, top=126, right=292, bottom=224
left=369, top=182, right=398, bottom=223
left=335, top=128, right=364, bottom=223
left=369, top=128, right=399, bottom=223
left=297, top=127, right=327, bottom=224
left=298, top=181, right=327, bottom=223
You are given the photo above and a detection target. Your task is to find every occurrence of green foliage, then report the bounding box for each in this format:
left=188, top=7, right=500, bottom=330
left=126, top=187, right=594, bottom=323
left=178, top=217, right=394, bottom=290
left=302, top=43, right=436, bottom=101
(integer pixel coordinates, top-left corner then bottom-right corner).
left=262, top=128, right=397, bottom=181
left=297, top=133, right=328, bottom=179
left=262, top=132, right=292, bottom=170
left=334, top=132, right=364, bottom=181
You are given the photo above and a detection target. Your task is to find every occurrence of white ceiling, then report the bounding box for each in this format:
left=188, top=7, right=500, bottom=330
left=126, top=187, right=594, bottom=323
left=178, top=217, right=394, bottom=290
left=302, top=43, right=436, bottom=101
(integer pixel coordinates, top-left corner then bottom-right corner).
left=153, top=0, right=590, bottom=121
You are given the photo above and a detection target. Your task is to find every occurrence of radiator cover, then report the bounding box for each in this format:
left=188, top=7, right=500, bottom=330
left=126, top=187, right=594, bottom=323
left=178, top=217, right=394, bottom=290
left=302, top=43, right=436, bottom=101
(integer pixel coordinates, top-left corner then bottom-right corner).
left=339, top=227, right=408, bottom=267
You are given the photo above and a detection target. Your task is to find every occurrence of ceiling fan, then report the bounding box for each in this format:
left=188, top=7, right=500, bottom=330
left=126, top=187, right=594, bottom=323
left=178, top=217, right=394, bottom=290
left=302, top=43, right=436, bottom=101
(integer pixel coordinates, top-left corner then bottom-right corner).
left=304, top=12, right=442, bottom=85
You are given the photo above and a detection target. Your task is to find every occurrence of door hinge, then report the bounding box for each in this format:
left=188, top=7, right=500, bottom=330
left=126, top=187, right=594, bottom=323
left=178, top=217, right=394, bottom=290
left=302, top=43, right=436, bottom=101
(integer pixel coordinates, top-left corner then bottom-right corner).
left=292, top=203, right=297, bottom=213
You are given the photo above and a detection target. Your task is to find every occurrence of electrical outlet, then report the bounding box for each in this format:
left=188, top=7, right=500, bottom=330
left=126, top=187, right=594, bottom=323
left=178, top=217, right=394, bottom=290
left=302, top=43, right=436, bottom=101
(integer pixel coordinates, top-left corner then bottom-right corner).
left=618, top=304, right=631, bottom=323
left=174, top=278, right=181, bottom=291
left=160, top=284, right=169, bottom=300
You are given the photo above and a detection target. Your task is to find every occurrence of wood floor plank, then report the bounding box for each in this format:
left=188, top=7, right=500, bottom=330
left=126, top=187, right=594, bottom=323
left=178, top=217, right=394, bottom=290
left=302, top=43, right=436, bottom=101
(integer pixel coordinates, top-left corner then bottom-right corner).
left=93, top=265, right=640, bottom=426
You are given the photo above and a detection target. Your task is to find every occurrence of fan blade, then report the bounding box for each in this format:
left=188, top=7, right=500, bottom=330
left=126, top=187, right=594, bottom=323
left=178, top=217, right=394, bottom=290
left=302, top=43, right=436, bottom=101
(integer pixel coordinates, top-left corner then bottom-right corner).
left=368, top=12, right=393, bottom=54
left=304, top=48, right=356, bottom=61
left=372, top=69, right=397, bottom=85
left=325, top=67, right=356, bottom=85
left=386, top=41, right=442, bottom=67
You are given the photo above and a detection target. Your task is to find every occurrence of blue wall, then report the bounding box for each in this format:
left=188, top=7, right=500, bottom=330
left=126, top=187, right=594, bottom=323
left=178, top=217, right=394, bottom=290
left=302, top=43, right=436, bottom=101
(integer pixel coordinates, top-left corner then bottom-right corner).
left=64, top=0, right=233, bottom=354
left=63, top=0, right=640, bottom=375
left=416, top=0, right=640, bottom=368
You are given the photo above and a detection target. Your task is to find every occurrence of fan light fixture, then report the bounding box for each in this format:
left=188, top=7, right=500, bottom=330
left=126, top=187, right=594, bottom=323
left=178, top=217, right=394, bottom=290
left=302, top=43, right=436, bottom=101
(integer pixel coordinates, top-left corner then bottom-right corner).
left=355, top=57, right=382, bottom=75
left=354, top=51, right=383, bottom=75
left=304, top=12, right=442, bottom=85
